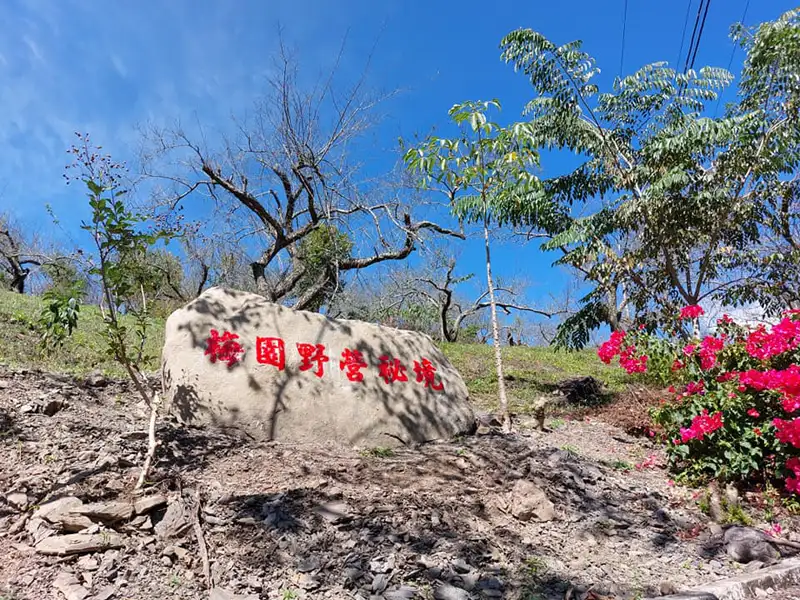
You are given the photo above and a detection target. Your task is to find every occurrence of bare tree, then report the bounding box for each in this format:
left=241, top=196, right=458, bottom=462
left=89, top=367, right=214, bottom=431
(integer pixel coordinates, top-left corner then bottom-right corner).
left=142, top=42, right=463, bottom=308
left=409, top=256, right=560, bottom=342
left=0, top=214, right=75, bottom=294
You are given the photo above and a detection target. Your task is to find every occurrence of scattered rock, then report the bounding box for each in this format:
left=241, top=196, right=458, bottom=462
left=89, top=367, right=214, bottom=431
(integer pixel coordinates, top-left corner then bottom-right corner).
left=85, top=371, right=108, bottom=388
left=154, top=497, right=190, bottom=539
left=133, top=494, right=167, bottom=515
left=43, top=398, right=67, bottom=416
left=76, top=501, right=134, bottom=524
left=6, top=491, right=29, bottom=510
left=33, top=497, right=84, bottom=522
left=433, top=583, right=470, bottom=600
left=208, top=588, right=259, bottom=600
left=36, top=532, right=124, bottom=556
left=53, top=570, right=90, bottom=600
left=313, top=499, right=352, bottom=523
left=509, top=479, right=556, bottom=522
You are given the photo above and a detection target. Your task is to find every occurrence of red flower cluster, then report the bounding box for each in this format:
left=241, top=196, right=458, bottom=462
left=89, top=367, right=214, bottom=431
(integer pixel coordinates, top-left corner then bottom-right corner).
left=205, top=329, right=245, bottom=367
left=739, top=366, right=800, bottom=413
left=747, top=408, right=760, bottom=418
left=679, top=410, right=723, bottom=442
left=745, top=317, right=800, bottom=360
left=597, top=331, right=648, bottom=373
left=774, top=418, right=800, bottom=448
left=680, top=305, right=705, bottom=320
left=786, top=457, right=800, bottom=493
left=698, top=336, right=725, bottom=370
left=598, top=331, right=626, bottom=364
left=619, top=345, right=648, bottom=374
left=685, top=380, right=705, bottom=395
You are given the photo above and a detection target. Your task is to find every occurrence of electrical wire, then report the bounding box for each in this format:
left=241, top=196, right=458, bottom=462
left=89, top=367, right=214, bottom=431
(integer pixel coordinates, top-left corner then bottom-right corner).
left=687, top=0, right=712, bottom=73
left=619, top=0, right=629, bottom=79
left=676, top=0, right=694, bottom=71
left=683, top=0, right=707, bottom=73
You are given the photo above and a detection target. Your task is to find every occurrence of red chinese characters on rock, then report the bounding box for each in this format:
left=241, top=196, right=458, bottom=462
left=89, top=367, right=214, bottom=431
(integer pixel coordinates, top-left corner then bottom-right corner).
left=256, top=337, right=285, bottom=370
left=413, top=358, right=444, bottom=391
left=379, top=356, right=408, bottom=384
left=297, top=343, right=329, bottom=378
left=205, top=329, right=245, bottom=368
left=340, top=349, right=368, bottom=382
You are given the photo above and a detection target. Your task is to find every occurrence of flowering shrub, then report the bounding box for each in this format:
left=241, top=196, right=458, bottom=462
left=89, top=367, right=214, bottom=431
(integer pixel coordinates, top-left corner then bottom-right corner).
left=599, top=308, right=800, bottom=490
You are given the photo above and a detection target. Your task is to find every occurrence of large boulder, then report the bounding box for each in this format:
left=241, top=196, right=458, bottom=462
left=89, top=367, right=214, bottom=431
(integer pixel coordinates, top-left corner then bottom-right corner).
left=161, top=287, right=474, bottom=446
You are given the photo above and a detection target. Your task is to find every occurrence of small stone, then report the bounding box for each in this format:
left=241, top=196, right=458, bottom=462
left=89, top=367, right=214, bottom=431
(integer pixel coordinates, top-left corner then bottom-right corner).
left=76, top=556, right=99, bottom=571
left=208, top=589, right=259, bottom=600
left=36, top=533, right=124, bottom=556
left=6, top=491, right=29, bottom=511
left=133, top=494, right=167, bottom=515
left=384, top=586, right=417, bottom=600
left=314, top=500, right=352, bottom=523
left=433, top=583, right=469, bottom=600
left=755, top=589, right=768, bottom=598
left=53, top=570, right=90, bottom=600
left=43, top=399, right=66, bottom=416
left=19, top=404, right=35, bottom=414
left=372, top=573, right=389, bottom=594
left=297, top=573, right=321, bottom=591
left=161, top=556, right=173, bottom=567
left=297, top=556, right=320, bottom=573
left=451, top=558, right=471, bottom=574
left=509, top=480, right=555, bottom=522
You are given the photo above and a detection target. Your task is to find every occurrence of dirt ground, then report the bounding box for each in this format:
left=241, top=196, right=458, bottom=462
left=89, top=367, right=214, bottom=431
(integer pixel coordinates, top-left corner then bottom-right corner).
left=0, top=367, right=795, bottom=600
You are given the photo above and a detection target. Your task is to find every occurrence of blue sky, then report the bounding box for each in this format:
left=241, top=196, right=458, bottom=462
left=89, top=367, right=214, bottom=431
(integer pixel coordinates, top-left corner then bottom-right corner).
left=0, top=0, right=794, bottom=315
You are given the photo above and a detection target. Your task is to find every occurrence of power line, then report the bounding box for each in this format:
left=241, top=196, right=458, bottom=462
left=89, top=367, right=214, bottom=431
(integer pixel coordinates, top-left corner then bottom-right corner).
left=683, top=0, right=707, bottom=73
left=676, top=0, right=694, bottom=70
left=619, top=0, right=629, bottom=78
left=714, top=0, right=751, bottom=116
left=687, top=0, right=712, bottom=73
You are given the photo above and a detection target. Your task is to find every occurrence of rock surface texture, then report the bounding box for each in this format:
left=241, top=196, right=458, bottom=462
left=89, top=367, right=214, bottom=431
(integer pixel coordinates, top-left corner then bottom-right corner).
left=161, top=287, right=474, bottom=446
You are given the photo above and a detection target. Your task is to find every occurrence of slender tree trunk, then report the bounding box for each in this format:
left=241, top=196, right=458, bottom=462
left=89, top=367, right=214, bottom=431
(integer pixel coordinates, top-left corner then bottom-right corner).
left=483, top=217, right=511, bottom=433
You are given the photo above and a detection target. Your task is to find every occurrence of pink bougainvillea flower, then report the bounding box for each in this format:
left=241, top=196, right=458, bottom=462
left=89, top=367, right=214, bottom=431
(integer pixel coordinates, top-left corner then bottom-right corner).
left=683, top=344, right=696, bottom=357
left=619, top=344, right=648, bottom=374
left=668, top=385, right=676, bottom=393
left=685, top=380, right=705, bottom=395
left=774, top=418, right=800, bottom=448
left=680, top=409, right=723, bottom=442
left=745, top=318, right=800, bottom=360
left=718, top=314, right=734, bottom=325
left=754, top=428, right=762, bottom=437
left=699, top=336, right=725, bottom=370
left=680, top=305, right=705, bottom=320
left=598, top=330, right=626, bottom=364
left=672, top=359, right=685, bottom=371
left=747, top=408, right=760, bottom=418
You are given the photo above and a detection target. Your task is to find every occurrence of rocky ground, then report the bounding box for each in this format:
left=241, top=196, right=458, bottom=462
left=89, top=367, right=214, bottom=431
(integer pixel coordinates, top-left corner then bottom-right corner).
left=0, top=367, right=798, bottom=600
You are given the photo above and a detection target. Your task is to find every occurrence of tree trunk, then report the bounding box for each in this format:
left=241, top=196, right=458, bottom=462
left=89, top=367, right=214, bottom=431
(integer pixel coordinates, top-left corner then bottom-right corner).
left=483, top=218, right=511, bottom=433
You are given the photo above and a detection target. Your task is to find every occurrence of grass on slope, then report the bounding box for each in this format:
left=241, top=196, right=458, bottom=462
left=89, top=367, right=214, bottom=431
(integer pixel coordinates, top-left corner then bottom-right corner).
left=0, top=290, right=163, bottom=377
left=441, top=342, right=629, bottom=414
left=0, top=290, right=624, bottom=411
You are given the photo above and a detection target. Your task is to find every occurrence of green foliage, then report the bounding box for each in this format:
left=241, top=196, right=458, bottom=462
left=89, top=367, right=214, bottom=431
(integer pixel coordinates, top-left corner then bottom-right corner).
left=360, top=446, right=395, bottom=458
left=295, top=224, right=353, bottom=311
left=499, top=9, right=800, bottom=348
left=38, top=282, right=83, bottom=351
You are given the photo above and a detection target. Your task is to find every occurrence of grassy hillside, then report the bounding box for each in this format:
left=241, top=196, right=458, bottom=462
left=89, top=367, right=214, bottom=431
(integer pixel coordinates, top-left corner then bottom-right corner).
left=0, top=290, right=163, bottom=377
left=0, top=290, right=624, bottom=409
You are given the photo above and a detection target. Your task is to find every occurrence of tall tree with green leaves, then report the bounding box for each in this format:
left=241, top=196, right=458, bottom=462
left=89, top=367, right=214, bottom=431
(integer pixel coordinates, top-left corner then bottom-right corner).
left=498, top=9, right=800, bottom=347
left=405, top=100, right=540, bottom=432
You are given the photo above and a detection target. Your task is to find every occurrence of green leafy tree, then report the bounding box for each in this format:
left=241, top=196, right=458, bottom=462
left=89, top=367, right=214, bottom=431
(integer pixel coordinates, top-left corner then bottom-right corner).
left=67, top=133, right=169, bottom=490
left=500, top=8, right=800, bottom=348
left=405, top=100, right=540, bottom=432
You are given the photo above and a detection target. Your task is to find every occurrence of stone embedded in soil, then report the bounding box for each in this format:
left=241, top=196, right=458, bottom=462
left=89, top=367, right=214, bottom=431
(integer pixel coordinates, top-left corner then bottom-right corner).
left=208, top=588, right=259, bottom=600
left=133, top=494, right=167, bottom=515
left=35, top=533, right=124, bottom=556
left=52, top=571, right=90, bottom=600
left=509, top=479, right=556, bottom=522
left=433, top=583, right=470, bottom=600
left=6, top=491, right=29, bottom=510
left=75, top=501, right=134, bottom=524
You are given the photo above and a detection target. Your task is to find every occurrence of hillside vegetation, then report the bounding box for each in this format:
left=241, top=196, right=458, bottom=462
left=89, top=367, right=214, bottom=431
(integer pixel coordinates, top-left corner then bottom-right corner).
left=0, top=290, right=624, bottom=411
